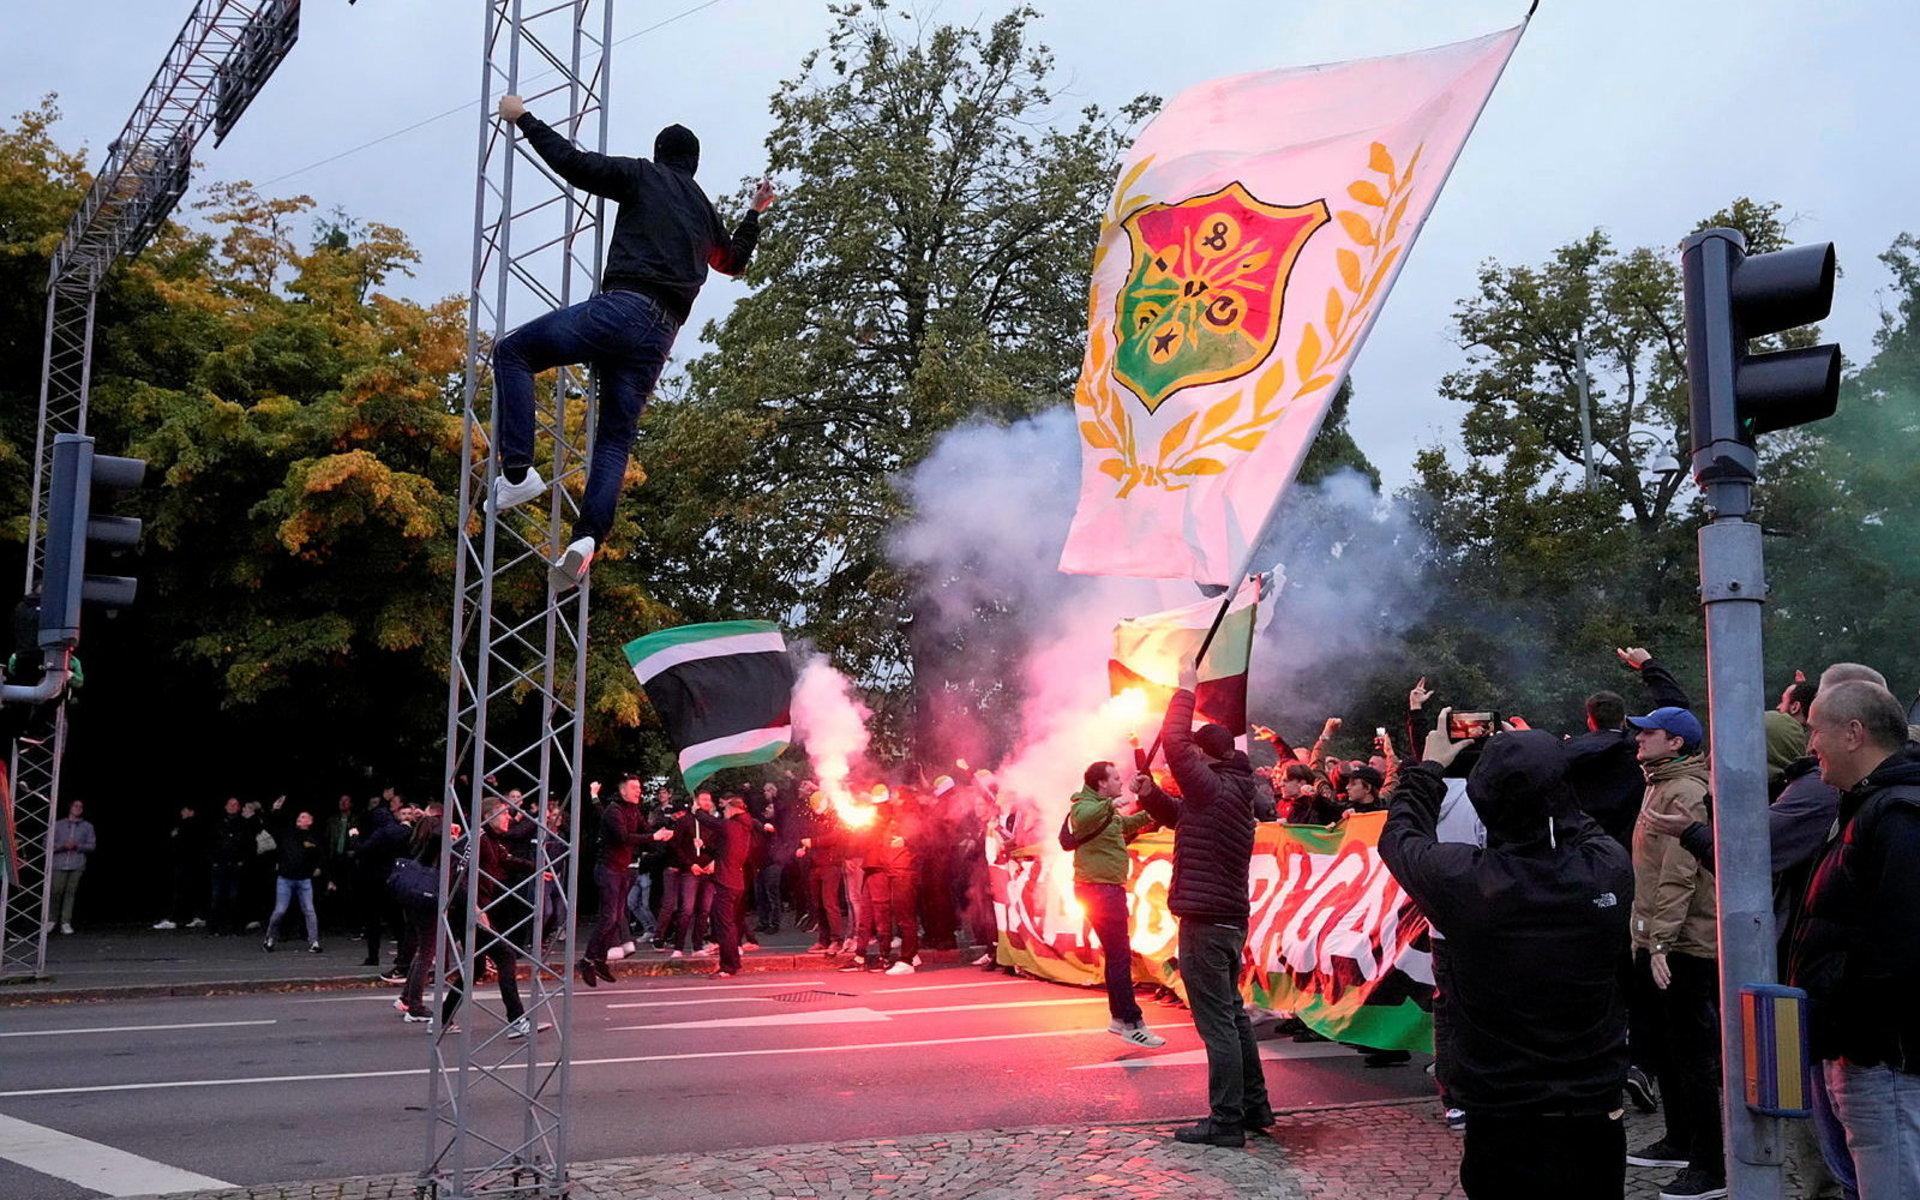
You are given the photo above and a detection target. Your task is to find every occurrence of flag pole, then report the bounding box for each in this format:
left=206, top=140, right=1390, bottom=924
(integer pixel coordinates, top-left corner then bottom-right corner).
left=1140, top=9, right=1535, bottom=768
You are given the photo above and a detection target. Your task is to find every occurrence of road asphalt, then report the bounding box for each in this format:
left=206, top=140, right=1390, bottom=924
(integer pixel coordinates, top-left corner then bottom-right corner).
left=0, top=961, right=1432, bottom=1197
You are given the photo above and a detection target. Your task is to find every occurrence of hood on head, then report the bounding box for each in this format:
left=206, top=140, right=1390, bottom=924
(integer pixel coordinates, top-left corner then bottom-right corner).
left=1466, top=730, right=1571, bottom=847
left=654, top=123, right=699, bottom=174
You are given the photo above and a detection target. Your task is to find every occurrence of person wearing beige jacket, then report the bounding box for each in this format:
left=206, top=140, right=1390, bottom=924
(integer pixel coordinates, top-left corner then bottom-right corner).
left=1623, top=706, right=1724, bottom=1200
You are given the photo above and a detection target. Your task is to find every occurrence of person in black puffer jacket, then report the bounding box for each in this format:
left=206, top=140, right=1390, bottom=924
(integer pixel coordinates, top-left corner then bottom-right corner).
left=263, top=808, right=327, bottom=952
left=1135, top=680, right=1266, bottom=1149
left=1379, top=726, right=1633, bottom=1200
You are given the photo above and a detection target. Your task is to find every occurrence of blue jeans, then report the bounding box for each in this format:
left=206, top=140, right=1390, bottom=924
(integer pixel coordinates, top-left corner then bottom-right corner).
left=267, top=877, right=318, bottom=944
left=1813, top=1057, right=1861, bottom=1200
left=1825, top=1060, right=1920, bottom=1199
left=492, top=289, right=678, bottom=544
left=1075, top=881, right=1142, bottom=1025
left=626, top=870, right=656, bottom=938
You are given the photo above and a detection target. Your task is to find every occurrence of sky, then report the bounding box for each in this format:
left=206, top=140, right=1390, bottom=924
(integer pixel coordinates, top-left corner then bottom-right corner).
left=7, top=0, right=1917, bottom=488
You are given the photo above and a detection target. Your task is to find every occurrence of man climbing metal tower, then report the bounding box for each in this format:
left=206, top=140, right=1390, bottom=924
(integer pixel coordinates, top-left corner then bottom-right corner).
left=487, top=93, right=774, bottom=590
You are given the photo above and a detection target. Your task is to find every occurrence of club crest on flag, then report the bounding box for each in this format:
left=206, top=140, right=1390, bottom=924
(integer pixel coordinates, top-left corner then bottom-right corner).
left=1113, top=183, right=1329, bottom=414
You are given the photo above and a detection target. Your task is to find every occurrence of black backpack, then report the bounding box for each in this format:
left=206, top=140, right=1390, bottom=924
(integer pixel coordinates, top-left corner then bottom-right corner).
left=1057, top=802, right=1115, bottom=852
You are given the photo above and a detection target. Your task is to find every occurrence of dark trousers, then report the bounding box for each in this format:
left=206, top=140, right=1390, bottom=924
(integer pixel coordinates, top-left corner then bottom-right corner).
left=1076, top=881, right=1142, bottom=1025
left=361, top=873, right=406, bottom=965
left=917, top=851, right=957, bottom=949
left=1631, top=948, right=1724, bottom=1176
left=441, top=924, right=525, bottom=1025
left=399, top=906, right=437, bottom=1015
left=753, top=861, right=785, bottom=932
left=492, top=289, right=677, bottom=544
left=806, top=860, right=844, bottom=944
left=713, top=882, right=745, bottom=973
left=169, top=861, right=206, bottom=925
left=861, top=865, right=918, bottom=962
left=958, top=851, right=996, bottom=947
left=209, top=863, right=245, bottom=932
left=1460, top=1111, right=1626, bottom=1199
left=654, top=866, right=687, bottom=945
left=1178, top=919, right=1269, bottom=1126
left=585, top=863, right=628, bottom=961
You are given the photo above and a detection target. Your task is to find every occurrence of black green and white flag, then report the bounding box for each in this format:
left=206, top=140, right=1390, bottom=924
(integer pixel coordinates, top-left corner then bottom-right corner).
left=622, top=620, right=797, bottom=790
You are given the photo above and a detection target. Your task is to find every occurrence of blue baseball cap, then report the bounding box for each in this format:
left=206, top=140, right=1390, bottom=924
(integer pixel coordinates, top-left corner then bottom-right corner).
left=1626, top=706, right=1705, bottom=750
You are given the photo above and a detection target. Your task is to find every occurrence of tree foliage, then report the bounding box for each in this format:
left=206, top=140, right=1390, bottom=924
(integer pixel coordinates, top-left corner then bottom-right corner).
left=631, top=2, right=1155, bottom=747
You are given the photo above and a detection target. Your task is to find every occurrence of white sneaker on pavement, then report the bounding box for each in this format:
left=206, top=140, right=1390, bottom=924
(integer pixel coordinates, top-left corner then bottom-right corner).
left=884, top=960, right=915, bottom=976
left=910, top=954, right=922, bottom=967
left=1108, top=1020, right=1166, bottom=1048
left=60, top=923, right=73, bottom=935
left=549, top=535, right=595, bottom=591
left=505, top=1016, right=553, bottom=1040
left=621, top=941, right=637, bottom=955
left=152, top=919, right=177, bottom=930
left=186, top=917, right=206, bottom=929
left=973, top=952, right=994, bottom=966
left=487, top=466, right=548, bottom=516
left=606, top=946, right=626, bottom=962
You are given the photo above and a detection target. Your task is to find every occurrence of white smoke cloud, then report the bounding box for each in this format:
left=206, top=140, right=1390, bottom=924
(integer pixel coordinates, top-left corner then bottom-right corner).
left=888, top=404, right=1436, bottom=819
left=789, top=653, right=872, bottom=808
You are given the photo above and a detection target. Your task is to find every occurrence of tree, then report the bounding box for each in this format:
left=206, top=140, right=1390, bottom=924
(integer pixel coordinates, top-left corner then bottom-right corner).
left=632, top=2, right=1154, bottom=750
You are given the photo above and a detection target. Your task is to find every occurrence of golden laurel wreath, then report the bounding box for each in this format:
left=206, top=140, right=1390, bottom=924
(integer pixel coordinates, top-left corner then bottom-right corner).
left=1078, top=140, right=1426, bottom=497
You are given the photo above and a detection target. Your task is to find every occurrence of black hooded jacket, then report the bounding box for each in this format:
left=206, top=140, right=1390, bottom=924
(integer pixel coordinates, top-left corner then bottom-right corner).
left=1787, top=747, right=1920, bottom=1068
left=1564, top=656, right=1691, bottom=847
left=1137, top=688, right=1258, bottom=923
left=514, top=114, right=760, bottom=325
left=1379, top=732, right=1633, bottom=1115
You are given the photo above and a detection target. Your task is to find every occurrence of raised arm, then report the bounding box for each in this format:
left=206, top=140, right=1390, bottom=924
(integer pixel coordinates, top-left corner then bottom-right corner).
left=707, top=179, right=774, bottom=277
left=505, top=98, right=632, bottom=201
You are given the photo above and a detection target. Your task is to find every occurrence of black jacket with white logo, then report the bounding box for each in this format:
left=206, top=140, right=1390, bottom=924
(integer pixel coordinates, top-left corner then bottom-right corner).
left=1379, top=734, right=1633, bottom=1115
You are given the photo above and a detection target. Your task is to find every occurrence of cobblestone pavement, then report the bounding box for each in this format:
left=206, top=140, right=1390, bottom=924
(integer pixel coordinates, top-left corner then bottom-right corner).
left=124, top=1101, right=1833, bottom=1200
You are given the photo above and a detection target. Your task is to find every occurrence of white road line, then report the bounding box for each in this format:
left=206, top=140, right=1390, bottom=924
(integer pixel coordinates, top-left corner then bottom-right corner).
left=1072, top=1041, right=1358, bottom=1070
left=0, top=1024, right=1187, bottom=1099
left=598, top=995, right=785, bottom=1009
left=0, top=1111, right=232, bottom=1196
left=0, top=1020, right=277, bottom=1039
left=296, top=980, right=831, bottom=1005
left=869, top=979, right=1028, bottom=994
left=610, top=996, right=1103, bottom=1031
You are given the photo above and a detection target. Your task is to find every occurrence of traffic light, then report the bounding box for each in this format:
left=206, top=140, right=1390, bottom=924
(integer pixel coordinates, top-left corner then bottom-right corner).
left=1682, top=228, right=1841, bottom=485
left=39, top=434, right=145, bottom=649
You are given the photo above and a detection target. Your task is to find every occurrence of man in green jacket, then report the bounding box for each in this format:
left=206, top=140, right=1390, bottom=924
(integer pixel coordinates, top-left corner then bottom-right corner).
left=1071, top=761, right=1164, bottom=1047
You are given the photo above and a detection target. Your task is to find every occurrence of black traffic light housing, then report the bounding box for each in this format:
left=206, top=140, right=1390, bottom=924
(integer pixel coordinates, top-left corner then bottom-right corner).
left=1682, top=228, right=1841, bottom=486
left=39, top=434, right=145, bottom=649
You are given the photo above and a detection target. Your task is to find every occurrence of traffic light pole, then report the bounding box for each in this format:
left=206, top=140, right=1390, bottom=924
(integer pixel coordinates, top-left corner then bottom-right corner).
left=1695, top=479, right=1786, bottom=1199
left=1681, top=226, right=1827, bottom=1200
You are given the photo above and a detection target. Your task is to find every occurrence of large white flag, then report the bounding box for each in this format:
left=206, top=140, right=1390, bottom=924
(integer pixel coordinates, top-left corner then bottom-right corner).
left=1060, top=22, right=1529, bottom=582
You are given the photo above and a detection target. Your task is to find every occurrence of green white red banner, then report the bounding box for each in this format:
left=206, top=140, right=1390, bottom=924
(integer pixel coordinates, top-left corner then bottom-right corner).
left=990, top=811, right=1435, bottom=1052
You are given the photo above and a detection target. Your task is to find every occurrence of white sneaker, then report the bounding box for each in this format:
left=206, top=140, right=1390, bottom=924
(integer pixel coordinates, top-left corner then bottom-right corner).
left=186, top=917, right=207, bottom=929
left=910, top=954, right=922, bottom=967
left=1108, top=1020, right=1165, bottom=1048
left=487, top=466, right=547, bottom=516
left=668, top=949, right=684, bottom=959
left=152, top=919, right=177, bottom=930
left=60, top=923, right=73, bottom=935
left=505, top=1016, right=553, bottom=1040
left=741, top=941, right=760, bottom=952
left=884, top=960, right=915, bottom=976
left=606, top=946, right=626, bottom=962
left=621, top=941, right=637, bottom=955
left=973, top=952, right=994, bottom=966
left=549, top=535, right=595, bottom=591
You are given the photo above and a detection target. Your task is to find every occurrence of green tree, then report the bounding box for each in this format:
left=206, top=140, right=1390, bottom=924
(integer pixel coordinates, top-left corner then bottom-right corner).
left=632, top=2, right=1153, bottom=749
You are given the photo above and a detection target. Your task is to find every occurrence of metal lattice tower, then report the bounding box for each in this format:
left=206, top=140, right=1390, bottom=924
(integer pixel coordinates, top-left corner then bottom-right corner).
left=3, top=0, right=298, bottom=983
left=425, top=2, right=609, bottom=1195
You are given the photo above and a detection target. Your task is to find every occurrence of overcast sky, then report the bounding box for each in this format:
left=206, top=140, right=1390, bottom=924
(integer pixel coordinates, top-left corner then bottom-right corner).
left=8, top=0, right=1916, bottom=487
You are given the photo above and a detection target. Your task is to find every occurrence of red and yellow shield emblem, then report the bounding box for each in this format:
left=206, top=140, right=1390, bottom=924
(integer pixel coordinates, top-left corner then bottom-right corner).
left=1112, top=183, right=1329, bottom=412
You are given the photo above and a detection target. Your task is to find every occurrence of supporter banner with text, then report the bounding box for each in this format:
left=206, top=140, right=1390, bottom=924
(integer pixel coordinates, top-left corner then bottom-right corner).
left=991, top=811, right=1434, bottom=1052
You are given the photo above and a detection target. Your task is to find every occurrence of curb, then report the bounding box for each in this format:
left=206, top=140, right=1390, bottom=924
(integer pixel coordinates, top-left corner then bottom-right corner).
left=2, top=946, right=977, bottom=1006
